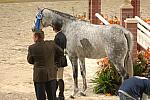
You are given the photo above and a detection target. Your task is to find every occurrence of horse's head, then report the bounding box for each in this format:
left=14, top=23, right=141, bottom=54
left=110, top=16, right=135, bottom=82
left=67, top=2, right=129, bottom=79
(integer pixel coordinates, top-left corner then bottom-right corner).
left=32, top=8, right=76, bottom=33
left=32, top=8, right=43, bottom=32
left=32, top=8, right=54, bottom=32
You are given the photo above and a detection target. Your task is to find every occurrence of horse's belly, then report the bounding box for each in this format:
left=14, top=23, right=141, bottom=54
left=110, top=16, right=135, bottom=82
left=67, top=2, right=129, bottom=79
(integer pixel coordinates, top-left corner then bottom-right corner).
left=83, top=44, right=106, bottom=59
left=78, top=37, right=106, bottom=59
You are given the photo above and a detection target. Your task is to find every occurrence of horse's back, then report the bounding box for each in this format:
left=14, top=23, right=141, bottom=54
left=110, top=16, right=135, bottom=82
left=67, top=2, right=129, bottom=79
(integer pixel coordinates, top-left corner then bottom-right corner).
left=67, top=22, right=107, bottom=58
left=66, top=22, right=131, bottom=59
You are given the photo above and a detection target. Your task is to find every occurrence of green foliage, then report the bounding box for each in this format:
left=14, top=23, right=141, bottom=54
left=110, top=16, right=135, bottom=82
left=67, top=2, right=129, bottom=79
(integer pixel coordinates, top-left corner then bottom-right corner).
left=133, top=51, right=149, bottom=76
left=92, top=61, right=121, bottom=95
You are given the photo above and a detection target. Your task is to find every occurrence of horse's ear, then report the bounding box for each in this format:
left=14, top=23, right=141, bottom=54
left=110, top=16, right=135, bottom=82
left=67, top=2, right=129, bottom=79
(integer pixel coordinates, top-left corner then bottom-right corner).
left=37, top=7, right=42, bottom=12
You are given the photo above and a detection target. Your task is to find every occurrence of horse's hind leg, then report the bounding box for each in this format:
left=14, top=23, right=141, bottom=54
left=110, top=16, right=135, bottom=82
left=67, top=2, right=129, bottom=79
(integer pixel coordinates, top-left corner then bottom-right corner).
left=79, top=58, right=87, bottom=96
left=69, top=55, right=79, bottom=98
left=110, top=58, right=128, bottom=82
left=124, top=51, right=133, bottom=77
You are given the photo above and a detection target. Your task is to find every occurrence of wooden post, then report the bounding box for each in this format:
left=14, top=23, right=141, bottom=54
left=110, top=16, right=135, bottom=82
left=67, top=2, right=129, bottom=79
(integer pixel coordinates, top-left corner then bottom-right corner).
left=131, top=0, right=140, bottom=17
left=120, top=1, right=134, bottom=27
left=89, top=0, right=91, bottom=20
left=89, top=0, right=101, bottom=24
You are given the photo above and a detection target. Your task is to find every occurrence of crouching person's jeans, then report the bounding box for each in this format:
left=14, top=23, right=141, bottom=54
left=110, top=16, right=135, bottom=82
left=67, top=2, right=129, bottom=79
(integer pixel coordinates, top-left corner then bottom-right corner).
left=34, top=79, right=57, bottom=100
left=118, top=90, right=136, bottom=100
left=119, top=92, right=135, bottom=100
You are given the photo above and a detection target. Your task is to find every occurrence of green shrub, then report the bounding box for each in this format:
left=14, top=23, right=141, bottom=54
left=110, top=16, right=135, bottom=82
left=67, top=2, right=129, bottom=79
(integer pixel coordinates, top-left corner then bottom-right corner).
left=133, top=51, right=150, bottom=76
left=92, top=61, right=121, bottom=95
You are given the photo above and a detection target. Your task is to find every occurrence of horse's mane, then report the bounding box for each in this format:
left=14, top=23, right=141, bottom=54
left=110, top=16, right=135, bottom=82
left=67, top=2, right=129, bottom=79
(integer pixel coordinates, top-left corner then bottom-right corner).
left=42, top=8, right=77, bottom=20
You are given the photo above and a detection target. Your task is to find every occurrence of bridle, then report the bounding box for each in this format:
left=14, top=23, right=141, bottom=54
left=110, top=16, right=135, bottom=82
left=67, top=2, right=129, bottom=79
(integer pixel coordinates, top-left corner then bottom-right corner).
left=33, top=8, right=66, bottom=32
left=34, top=8, right=46, bottom=31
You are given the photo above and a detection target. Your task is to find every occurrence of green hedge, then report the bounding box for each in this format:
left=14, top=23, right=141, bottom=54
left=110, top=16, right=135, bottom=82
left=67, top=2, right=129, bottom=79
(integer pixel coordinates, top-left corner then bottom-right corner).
left=92, top=62, right=121, bottom=95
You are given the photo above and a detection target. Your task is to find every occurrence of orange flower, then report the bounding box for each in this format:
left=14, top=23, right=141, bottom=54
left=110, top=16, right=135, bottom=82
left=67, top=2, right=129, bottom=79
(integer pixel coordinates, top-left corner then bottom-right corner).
left=105, top=93, right=112, bottom=96
left=97, top=57, right=109, bottom=65
left=102, top=57, right=109, bottom=65
left=143, top=19, right=147, bottom=22
left=109, top=19, right=113, bottom=24
left=144, top=48, right=150, bottom=59
left=96, top=60, right=100, bottom=65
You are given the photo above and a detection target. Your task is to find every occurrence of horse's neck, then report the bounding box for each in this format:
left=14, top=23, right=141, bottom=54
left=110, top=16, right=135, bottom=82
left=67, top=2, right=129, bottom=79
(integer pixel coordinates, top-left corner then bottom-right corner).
left=50, top=12, right=74, bottom=32
left=43, top=9, right=76, bottom=34
left=60, top=18, right=75, bottom=35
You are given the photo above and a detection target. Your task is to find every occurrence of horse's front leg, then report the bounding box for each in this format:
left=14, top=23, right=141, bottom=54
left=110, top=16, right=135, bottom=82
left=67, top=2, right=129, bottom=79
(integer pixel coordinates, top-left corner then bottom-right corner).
left=79, top=58, right=87, bottom=96
left=69, top=56, right=79, bottom=98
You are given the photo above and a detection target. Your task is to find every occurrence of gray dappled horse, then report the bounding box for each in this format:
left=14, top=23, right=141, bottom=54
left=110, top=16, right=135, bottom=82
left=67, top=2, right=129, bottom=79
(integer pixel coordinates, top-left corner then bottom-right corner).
left=32, top=8, right=133, bottom=98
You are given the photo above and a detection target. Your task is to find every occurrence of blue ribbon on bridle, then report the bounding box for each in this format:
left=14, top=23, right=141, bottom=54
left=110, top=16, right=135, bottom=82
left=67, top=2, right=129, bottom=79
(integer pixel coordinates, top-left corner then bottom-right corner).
left=35, top=13, right=43, bottom=30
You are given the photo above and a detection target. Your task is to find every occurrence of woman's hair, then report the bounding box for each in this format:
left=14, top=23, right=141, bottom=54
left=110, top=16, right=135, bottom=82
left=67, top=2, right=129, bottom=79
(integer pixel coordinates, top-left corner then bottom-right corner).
left=52, top=19, right=63, bottom=31
left=34, top=30, right=44, bottom=40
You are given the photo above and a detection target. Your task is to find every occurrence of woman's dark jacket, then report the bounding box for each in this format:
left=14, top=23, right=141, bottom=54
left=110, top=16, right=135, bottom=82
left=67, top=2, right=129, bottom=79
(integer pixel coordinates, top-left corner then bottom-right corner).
left=54, top=31, right=67, bottom=67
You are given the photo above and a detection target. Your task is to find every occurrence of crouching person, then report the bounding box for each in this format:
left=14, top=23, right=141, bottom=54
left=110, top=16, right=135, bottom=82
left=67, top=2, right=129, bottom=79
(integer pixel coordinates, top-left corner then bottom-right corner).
left=118, top=75, right=150, bottom=100
left=27, top=30, right=62, bottom=100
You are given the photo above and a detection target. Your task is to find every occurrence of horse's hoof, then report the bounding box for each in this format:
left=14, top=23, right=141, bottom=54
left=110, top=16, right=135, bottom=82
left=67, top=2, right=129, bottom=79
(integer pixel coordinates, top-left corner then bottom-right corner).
left=80, top=92, right=86, bottom=96
left=70, top=95, right=75, bottom=99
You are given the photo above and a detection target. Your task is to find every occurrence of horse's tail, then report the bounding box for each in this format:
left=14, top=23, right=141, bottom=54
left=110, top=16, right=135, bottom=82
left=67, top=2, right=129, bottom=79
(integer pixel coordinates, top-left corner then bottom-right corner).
left=123, top=30, right=134, bottom=77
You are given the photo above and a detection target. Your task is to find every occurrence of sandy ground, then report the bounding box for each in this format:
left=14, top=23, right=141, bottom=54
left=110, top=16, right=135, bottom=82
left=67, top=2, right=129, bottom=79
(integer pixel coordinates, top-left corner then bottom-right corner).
left=0, top=0, right=149, bottom=100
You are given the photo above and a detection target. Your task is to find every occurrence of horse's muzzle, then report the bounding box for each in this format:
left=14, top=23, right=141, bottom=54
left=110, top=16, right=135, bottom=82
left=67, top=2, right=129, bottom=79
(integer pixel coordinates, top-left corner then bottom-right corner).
left=31, top=26, right=43, bottom=33
left=32, top=26, right=36, bottom=32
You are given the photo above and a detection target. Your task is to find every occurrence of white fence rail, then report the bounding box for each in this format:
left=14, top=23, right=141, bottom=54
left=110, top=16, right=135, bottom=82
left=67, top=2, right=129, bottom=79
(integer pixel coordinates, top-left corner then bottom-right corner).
left=137, top=30, right=150, bottom=50
left=135, top=16, right=150, bottom=50
left=95, top=15, right=150, bottom=50
left=95, top=13, right=110, bottom=25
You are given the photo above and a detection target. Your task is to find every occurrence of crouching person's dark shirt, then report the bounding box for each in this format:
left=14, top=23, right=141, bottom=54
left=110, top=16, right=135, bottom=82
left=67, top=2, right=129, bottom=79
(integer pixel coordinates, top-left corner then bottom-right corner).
left=119, top=76, right=150, bottom=99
